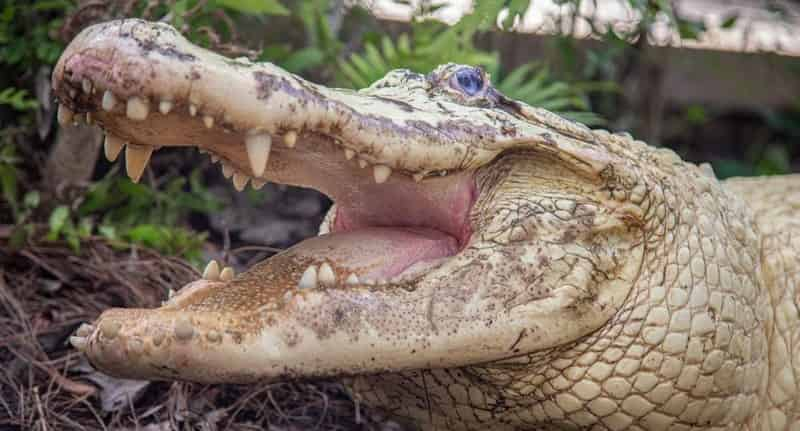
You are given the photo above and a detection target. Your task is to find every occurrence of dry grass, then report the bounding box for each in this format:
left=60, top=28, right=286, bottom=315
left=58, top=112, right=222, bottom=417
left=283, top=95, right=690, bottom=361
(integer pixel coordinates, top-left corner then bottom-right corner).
left=0, top=237, right=391, bottom=431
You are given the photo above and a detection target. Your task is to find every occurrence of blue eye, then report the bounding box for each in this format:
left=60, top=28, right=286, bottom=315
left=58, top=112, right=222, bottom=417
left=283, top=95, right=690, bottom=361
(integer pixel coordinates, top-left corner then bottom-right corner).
left=454, top=68, right=483, bottom=96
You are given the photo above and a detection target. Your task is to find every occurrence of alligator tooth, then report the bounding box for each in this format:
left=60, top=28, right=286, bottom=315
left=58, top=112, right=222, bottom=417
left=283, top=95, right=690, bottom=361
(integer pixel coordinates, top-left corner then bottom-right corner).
left=412, top=173, right=425, bottom=182
left=189, top=104, right=198, bottom=116
left=373, top=165, right=392, bottom=184
left=298, top=265, right=318, bottom=289
left=76, top=323, right=95, bottom=337
left=82, top=79, right=92, bottom=94
left=126, top=97, right=149, bottom=121
left=203, top=115, right=214, bottom=129
left=344, top=149, right=355, bottom=160
left=358, top=159, right=368, bottom=169
left=159, top=100, right=173, bottom=115
left=168, top=289, right=175, bottom=299
left=318, top=262, right=336, bottom=286
left=220, top=266, right=235, bottom=282
left=69, top=88, right=77, bottom=99
left=221, top=162, right=234, bottom=178
left=283, top=130, right=297, bottom=148
left=232, top=172, right=249, bottom=191
left=85, top=113, right=93, bottom=125
left=57, top=105, right=74, bottom=125
left=210, top=154, right=219, bottom=163
left=70, top=336, right=88, bottom=351
left=125, top=144, right=153, bottom=183
left=104, top=134, right=126, bottom=162
left=251, top=178, right=266, bottom=190
left=102, top=90, right=117, bottom=111
left=202, top=260, right=220, bottom=281
left=346, top=273, right=360, bottom=285
left=245, top=133, right=271, bottom=177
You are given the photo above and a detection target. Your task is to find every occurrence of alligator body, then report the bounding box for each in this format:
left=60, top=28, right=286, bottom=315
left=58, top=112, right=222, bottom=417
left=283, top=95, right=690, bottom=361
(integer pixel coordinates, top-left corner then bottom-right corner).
left=53, top=19, right=800, bottom=431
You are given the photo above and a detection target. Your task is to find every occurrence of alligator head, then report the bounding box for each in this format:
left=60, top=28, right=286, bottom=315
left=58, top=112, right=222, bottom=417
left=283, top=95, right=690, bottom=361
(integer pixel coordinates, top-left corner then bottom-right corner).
left=54, top=19, right=767, bottom=430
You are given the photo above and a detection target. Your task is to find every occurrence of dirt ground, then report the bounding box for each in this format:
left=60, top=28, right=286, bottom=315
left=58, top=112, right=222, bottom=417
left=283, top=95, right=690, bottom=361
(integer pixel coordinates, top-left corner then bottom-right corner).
left=0, top=236, right=396, bottom=431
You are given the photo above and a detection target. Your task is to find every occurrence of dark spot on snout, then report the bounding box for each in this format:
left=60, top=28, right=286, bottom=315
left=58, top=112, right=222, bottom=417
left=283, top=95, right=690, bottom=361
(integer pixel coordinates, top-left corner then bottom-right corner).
left=137, top=39, right=196, bottom=62
left=253, top=71, right=319, bottom=104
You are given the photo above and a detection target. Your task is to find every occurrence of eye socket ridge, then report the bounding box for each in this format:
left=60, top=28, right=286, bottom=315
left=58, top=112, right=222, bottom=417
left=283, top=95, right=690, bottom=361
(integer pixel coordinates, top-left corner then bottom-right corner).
left=452, top=67, right=484, bottom=96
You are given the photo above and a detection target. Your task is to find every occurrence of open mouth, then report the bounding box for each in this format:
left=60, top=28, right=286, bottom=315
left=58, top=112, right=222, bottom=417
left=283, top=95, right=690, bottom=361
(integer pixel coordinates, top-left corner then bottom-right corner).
left=53, top=21, right=478, bottom=291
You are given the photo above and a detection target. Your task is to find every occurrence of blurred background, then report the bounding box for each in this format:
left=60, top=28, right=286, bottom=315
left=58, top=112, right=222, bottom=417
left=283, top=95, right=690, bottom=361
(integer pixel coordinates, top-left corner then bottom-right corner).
left=1, top=1, right=799, bottom=429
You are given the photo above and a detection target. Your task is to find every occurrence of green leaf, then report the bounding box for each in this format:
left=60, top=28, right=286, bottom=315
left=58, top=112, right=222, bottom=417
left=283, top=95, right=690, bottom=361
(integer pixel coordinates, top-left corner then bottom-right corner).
left=23, top=190, right=39, bottom=208
left=215, top=0, right=289, bottom=15
left=47, top=205, right=70, bottom=241
left=280, top=47, right=324, bottom=74
left=126, top=224, right=163, bottom=247
left=720, top=13, right=739, bottom=29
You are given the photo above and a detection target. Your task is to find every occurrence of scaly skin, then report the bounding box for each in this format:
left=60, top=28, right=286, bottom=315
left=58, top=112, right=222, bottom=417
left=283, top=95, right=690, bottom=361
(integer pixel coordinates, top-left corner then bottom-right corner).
left=52, top=19, right=799, bottom=430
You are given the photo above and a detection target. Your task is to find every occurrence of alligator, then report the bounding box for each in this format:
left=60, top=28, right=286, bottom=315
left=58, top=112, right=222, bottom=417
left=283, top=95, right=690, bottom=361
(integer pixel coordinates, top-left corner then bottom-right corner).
left=52, top=19, right=800, bottom=431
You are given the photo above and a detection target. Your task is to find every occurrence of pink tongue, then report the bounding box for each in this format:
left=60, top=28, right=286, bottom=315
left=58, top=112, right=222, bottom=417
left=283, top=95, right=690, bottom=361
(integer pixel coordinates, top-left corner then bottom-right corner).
left=285, top=227, right=458, bottom=280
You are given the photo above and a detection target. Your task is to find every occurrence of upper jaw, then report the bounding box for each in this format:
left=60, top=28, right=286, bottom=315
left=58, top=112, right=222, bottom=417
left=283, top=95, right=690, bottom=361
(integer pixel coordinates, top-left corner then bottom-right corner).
left=50, top=18, right=524, bottom=187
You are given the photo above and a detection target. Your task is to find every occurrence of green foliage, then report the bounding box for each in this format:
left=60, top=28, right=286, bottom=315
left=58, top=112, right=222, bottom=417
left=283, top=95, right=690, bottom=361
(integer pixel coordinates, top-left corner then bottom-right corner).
left=40, top=169, right=218, bottom=261
left=214, top=0, right=288, bottom=15
left=0, top=88, right=38, bottom=111
left=0, top=1, right=68, bottom=69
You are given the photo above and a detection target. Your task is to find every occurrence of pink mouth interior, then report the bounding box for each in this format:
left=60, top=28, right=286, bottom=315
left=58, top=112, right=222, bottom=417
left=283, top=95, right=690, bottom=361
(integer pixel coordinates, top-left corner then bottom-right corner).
left=274, top=144, right=477, bottom=280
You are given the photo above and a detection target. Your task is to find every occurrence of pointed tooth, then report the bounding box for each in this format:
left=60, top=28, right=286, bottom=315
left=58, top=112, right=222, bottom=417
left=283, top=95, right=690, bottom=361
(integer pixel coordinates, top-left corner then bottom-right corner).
left=189, top=104, right=197, bottom=116
left=202, top=260, right=220, bottom=281
left=373, top=165, right=392, bottom=184
left=104, top=134, right=126, bottom=162
left=76, top=323, right=95, bottom=337
left=85, top=113, right=93, bottom=125
left=220, top=266, right=235, bottom=282
left=69, top=88, right=77, bottom=99
left=70, top=336, right=88, bottom=351
left=203, top=115, right=214, bottom=129
left=168, top=289, right=175, bottom=299
left=346, top=273, right=360, bottom=285
left=82, top=79, right=92, bottom=94
left=413, top=172, right=425, bottom=182
left=159, top=100, right=173, bottom=115
left=245, top=133, right=271, bottom=177
left=102, top=90, right=117, bottom=111
left=57, top=105, right=74, bottom=125
left=125, top=144, right=153, bottom=183
left=251, top=178, right=267, bottom=190
left=126, top=97, right=149, bottom=121
left=283, top=130, right=297, bottom=148
left=358, top=159, right=368, bottom=169
left=198, top=148, right=207, bottom=154
left=210, top=154, right=220, bottom=163
left=232, top=172, right=249, bottom=191
left=344, top=149, right=355, bottom=160
left=298, top=265, right=318, bottom=289
left=318, top=262, right=336, bottom=286
left=221, top=162, right=234, bottom=178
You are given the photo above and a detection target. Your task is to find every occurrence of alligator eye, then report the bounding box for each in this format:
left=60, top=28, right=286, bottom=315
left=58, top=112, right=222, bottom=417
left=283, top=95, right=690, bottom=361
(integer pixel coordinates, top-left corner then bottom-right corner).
left=453, top=67, right=484, bottom=96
